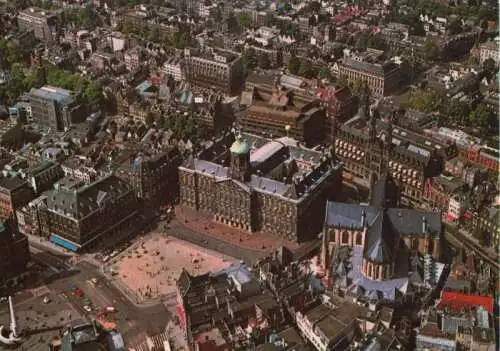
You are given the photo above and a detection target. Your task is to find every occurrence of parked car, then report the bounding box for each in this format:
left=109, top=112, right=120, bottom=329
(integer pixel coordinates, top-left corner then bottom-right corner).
left=83, top=305, right=92, bottom=312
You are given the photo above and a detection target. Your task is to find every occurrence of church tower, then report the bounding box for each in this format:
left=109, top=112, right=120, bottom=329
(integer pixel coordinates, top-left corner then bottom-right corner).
left=230, top=134, right=251, bottom=182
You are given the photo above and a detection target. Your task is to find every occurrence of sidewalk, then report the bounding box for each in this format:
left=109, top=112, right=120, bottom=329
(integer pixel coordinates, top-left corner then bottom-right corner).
left=26, top=233, right=76, bottom=257
left=175, top=206, right=301, bottom=253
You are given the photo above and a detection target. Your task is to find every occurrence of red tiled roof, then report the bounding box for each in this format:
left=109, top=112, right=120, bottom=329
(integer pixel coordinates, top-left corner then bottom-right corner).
left=439, top=291, right=494, bottom=313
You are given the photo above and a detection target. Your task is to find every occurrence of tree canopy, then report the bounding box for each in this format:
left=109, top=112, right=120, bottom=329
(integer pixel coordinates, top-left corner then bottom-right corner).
left=63, top=6, right=102, bottom=29
left=238, top=13, right=252, bottom=29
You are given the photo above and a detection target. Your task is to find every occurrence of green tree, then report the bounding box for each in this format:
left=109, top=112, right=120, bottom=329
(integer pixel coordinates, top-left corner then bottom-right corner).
left=84, top=82, right=104, bottom=111
left=483, top=58, right=497, bottom=75
left=469, top=104, right=494, bottom=132
left=0, top=40, right=23, bottom=69
left=5, top=64, right=26, bottom=104
left=288, top=55, right=300, bottom=75
left=318, top=66, right=331, bottom=80
left=264, top=12, right=275, bottom=27
left=64, top=6, right=102, bottom=29
left=298, top=60, right=313, bottom=78
left=238, top=12, right=252, bottom=29
left=422, top=38, right=440, bottom=61
left=444, top=100, right=470, bottom=125
left=23, top=67, right=45, bottom=90
left=349, top=78, right=364, bottom=97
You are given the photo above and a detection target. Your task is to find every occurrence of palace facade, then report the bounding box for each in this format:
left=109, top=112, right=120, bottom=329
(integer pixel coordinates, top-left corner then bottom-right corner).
left=178, top=132, right=342, bottom=242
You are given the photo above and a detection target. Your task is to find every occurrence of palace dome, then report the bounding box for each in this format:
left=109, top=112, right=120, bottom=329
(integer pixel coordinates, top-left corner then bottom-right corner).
left=230, top=136, right=250, bottom=155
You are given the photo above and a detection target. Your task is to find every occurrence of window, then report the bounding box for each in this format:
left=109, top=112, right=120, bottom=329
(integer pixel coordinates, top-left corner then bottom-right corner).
left=355, top=233, right=362, bottom=245
left=342, top=231, right=349, bottom=244
left=411, top=238, right=419, bottom=250
left=428, top=240, right=434, bottom=254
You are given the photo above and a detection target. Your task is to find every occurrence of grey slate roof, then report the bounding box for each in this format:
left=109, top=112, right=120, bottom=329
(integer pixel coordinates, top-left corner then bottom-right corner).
left=325, top=202, right=441, bottom=238
left=365, top=211, right=396, bottom=263
left=47, top=175, right=131, bottom=220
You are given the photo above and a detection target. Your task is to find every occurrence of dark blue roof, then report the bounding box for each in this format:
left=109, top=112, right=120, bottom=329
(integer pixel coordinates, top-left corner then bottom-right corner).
left=325, top=202, right=377, bottom=228
left=325, top=203, right=441, bottom=238
left=364, top=211, right=396, bottom=263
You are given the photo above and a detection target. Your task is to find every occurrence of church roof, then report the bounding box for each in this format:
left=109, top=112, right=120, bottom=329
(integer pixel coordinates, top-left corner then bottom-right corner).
left=364, top=211, right=396, bottom=263
left=370, top=173, right=399, bottom=208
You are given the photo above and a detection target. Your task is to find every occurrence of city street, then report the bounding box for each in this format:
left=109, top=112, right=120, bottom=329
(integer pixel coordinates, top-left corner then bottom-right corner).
left=27, top=242, right=171, bottom=343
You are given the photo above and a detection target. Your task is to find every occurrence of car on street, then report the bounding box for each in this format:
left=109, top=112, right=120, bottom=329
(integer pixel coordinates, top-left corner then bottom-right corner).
left=83, top=305, right=92, bottom=312
left=42, top=296, right=51, bottom=304
left=105, top=306, right=116, bottom=313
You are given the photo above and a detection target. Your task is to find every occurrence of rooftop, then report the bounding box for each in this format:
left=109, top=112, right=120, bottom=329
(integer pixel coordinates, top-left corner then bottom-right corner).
left=29, top=86, right=75, bottom=106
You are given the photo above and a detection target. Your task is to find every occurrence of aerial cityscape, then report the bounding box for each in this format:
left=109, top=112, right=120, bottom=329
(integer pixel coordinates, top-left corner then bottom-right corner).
left=0, top=0, right=498, bottom=350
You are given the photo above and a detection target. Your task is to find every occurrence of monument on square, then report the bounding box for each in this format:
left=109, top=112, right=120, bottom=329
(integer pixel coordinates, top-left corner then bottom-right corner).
left=0, top=296, right=22, bottom=345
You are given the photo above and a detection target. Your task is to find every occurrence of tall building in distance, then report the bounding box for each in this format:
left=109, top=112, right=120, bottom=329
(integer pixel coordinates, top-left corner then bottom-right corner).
left=178, top=132, right=342, bottom=242
left=239, top=77, right=326, bottom=147
left=28, top=86, right=86, bottom=131
left=333, top=49, right=402, bottom=97
left=184, top=47, right=245, bottom=95
left=17, top=7, right=59, bottom=44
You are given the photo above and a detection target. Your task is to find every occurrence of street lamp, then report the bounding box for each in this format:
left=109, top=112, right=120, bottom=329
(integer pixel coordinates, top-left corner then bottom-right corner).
left=285, top=125, right=291, bottom=137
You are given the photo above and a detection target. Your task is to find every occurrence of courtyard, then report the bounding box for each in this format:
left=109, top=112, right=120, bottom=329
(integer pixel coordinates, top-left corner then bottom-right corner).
left=111, top=234, right=236, bottom=300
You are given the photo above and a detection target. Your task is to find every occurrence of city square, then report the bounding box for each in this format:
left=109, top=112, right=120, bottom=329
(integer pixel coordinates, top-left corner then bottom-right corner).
left=111, top=234, right=236, bottom=300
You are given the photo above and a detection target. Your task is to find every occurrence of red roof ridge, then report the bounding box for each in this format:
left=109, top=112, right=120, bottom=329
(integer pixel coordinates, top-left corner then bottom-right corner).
left=439, top=291, right=494, bottom=313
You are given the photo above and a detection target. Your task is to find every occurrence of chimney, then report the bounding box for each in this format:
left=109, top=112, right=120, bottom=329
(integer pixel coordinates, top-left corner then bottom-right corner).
left=361, top=210, right=366, bottom=227
left=422, top=216, right=427, bottom=234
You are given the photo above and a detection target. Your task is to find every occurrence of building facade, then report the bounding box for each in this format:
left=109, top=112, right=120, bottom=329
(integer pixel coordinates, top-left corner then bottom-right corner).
left=479, top=40, right=499, bottom=64
left=0, top=174, right=35, bottom=221
left=239, top=82, right=326, bottom=147
left=333, top=55, right=401, bottom=97
left=458, top=145, right=499, bottom=173
left=116, top=147, right=182, bottom=203
left=179, top=132, right=342, bottom=242
left=334, top=90, right=450, bottom=207
left=184, top=47, right=245, bottom=95
left=29, top=86, right=86, bottom=132
left=162, top=57, right=184, bottom=81
left=18, top=7, right=59, bottom=44
left=41, top=175, right=139, bottom=251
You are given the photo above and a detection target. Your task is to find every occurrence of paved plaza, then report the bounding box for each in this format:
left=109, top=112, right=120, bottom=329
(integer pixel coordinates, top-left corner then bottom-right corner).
left=0, top=294, right=82, bottom=351
left=112, top=234, right=236, bottom=300
left=176, top=206, right=301, bottom=251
